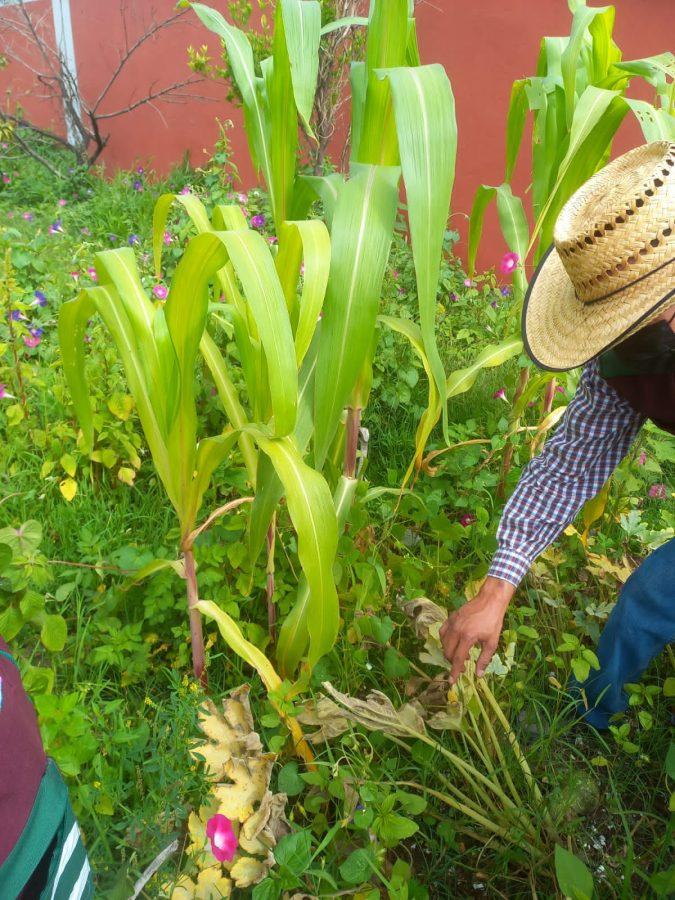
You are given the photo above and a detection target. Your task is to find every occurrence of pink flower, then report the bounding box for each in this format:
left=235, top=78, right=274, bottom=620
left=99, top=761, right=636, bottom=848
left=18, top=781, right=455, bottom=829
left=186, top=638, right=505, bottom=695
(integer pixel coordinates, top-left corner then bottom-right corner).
left=205, top=814, right=237, bottom=863
left=300, top=263, right=305, bottom=277
left=180, top=185, right=191, bottom=195
left=392, top=270, right=399, bottom=280
left=0, top=383, right=13, bottom=399
left=163, top=230, right=172, bottom=246
left=267, top=236, right=278, bottom=245
left=648, top=483, right=667, bottom=500
left=70, top=271, right=80, bottom=281
left=153, top=284, right=168, bottom=300
left=637, top=451, right=647, bottom=466
left=22, top=211, right=33, bottom=221
left=493, top=388, right=508, bottom=402
left=459, top=513, right=476, bottom=528
left=499, top=252, right=519, bottom=275
left=464, top=278, right=473, bottom=288
left=23, top=334, right=41, bottom=348
left=237, top=192, right=248, bottom=204
left=58, top=198, right=67, bottom=207
left=250, top=213, right=266, bottom=229
left=555, top=385, right=565, bottom=394
left=2, top=174, right=11, bottom=184
left=87, top=267, right=97, bottom=281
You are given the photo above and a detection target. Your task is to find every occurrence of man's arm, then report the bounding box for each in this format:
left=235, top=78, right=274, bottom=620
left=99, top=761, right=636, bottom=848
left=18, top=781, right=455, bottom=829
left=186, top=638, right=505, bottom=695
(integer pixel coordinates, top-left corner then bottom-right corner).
left=440, top=360, right=645, bottom=682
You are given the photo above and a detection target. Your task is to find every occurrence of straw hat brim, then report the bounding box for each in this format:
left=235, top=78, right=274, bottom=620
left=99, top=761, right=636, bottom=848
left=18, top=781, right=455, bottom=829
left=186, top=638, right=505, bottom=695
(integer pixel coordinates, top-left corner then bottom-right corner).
left=522, top=244, right=675, bottom=371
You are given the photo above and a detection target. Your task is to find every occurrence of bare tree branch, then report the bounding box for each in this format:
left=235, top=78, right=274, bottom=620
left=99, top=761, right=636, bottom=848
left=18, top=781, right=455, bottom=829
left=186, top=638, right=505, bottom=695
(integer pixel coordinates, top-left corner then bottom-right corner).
left=0, top=0, right=208, bottom=170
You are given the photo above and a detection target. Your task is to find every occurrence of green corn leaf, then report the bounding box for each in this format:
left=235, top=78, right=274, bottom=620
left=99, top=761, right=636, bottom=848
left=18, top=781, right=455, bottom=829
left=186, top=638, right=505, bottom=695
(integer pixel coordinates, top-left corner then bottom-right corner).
left=378, top=315, right=439, bottom=487
left=59, top=285, right=175, bottom=508
left=265, top=9, right=297, bottom=230
left=377, top=64, right=456, bottom=442
left=561, top=4, right=614, bottom=123
left=58, top=290, right=96, bottom=452
left=320, top=16, right=367, bottom=36
left=152, top=191, right=212, bottom=275
left=247, top=332, right=319, bottom=567
left=121, top=557, right=185, bottom=590
left=276, top=220, right=331, bottom=366
left=280, top=0, right=321, bottom=138
left=192, top=3, right=272, bottom=198
left=277, top=475, right=357, bottom=678
left=189, top=431, right=240, bottom=525
left=220, top=229, right=298, bottom=436
left=468, top=185, right=498, bottom=278
left=353, top=0, right=408, bottom=164
left=349, top=62, right=368, bottom=165
left=200, top=331, right=257, bottom=484
left=197, top=599, right=282, bottom=693
left=529, top=85, right=627, bottom=257
left=626, top=99, right=675, bottom=141
left=313, top=165, right=399, bottom=467
left=298, top=172, right=343, bottom=228
left=468, top=183, right=528, bottom=302
left=247, top=427, right=339, bottom=669
left=505, top=79, right=529, bottom=181
left=446, top=337, right=524, bottom=399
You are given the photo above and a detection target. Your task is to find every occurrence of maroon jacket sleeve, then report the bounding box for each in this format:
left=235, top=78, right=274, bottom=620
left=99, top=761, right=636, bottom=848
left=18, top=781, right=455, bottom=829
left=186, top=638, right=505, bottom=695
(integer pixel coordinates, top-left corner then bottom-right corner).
left=0, top=637, right=47, bottom=866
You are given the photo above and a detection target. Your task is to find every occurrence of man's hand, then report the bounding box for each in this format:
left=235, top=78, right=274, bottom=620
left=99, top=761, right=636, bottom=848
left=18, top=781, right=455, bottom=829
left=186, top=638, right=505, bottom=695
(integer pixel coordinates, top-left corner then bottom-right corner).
left=440, top=577, right=516, bottom=683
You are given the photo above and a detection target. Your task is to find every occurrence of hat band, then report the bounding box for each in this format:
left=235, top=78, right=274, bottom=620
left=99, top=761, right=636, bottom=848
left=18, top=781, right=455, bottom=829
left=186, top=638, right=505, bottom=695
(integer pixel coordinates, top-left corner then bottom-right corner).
left=579, top=254, right=675, bottom=305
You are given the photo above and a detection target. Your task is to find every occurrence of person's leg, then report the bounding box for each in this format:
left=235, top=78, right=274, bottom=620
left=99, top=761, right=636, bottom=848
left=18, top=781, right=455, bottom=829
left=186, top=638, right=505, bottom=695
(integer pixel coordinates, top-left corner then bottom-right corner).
left=569, top=537, right=675, bottom=729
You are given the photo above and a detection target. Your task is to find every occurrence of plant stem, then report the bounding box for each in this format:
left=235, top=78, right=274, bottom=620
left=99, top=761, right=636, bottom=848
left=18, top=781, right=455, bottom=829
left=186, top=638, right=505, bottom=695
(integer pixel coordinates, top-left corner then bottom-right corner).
left=497, top=366, right=529, bottom=499
left=344, top=405, right=362, bottom=478
left=266, top=514, right=276, bottom=643
left=183, top=547, right=207, bottom=688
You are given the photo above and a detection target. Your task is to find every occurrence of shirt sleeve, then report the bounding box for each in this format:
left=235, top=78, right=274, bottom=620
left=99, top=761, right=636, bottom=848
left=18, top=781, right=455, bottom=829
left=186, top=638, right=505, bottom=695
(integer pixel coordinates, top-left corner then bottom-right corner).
left=488, top=359, right=644, bottom=587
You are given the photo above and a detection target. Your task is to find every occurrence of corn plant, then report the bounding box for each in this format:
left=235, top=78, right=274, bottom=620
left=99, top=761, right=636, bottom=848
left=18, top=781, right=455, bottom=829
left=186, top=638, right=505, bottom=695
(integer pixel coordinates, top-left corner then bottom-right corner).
left=465, top=0, right=674, bottom=494
left=58, top=222, right=340, bottom=689
left=468, top=0, right=675, bottom=295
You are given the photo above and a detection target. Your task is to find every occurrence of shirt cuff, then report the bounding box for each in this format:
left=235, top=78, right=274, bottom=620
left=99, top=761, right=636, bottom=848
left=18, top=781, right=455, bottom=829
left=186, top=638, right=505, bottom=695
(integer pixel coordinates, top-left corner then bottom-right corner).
left=487, top=547, right=531, bottom=588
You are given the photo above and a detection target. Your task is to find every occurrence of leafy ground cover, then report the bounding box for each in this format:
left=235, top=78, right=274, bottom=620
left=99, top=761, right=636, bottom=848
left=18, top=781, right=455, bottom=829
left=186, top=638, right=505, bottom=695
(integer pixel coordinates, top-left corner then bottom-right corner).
left=1, top=137, right=674, bottom=898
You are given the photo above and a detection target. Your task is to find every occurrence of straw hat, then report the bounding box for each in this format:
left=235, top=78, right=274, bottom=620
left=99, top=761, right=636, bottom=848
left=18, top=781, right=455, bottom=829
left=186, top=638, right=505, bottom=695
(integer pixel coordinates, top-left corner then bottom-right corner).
left=523, top=140, right=675, bottom=371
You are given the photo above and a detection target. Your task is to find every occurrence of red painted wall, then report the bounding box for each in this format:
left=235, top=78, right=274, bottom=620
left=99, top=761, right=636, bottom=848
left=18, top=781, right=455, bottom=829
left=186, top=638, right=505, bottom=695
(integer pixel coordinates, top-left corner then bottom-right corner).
left=1, top=0, right=671, bottom=269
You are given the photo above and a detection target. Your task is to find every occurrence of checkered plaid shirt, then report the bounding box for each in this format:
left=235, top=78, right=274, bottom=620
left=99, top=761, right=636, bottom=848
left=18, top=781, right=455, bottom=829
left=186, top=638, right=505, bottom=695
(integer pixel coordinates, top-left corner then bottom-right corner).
left=488, top=359, right=645, bottom=587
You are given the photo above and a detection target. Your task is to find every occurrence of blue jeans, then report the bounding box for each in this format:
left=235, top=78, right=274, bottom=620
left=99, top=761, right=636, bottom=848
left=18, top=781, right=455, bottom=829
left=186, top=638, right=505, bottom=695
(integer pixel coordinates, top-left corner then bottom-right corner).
left=569, top=537, right=675, bottom=729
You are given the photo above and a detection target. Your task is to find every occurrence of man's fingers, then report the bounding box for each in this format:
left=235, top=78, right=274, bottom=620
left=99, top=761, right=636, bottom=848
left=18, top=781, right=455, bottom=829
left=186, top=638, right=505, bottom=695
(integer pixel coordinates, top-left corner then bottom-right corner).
left=476, top=640, right=498, bottom=677
left=449, top=638, right=474, bottom=684
left=441, top=628, right=459, bottom=665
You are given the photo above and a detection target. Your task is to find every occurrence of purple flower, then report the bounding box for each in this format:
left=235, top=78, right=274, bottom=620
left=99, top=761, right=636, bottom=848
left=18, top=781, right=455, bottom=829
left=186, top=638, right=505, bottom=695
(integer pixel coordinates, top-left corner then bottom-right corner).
left=23, top=334, right=41, bottom=348
left=491, top=300, right=498, bottom=309
left=49, top=219, right=63, bottom=235
left=493, top=388, right=508, bottom=402
left=108, top=233, right=118, bottom=243
left=30, top=327, right=43, bottom=338
left=180, top=185, right=191, bottom=195
left=449, top=292, right=458, bottom=302
left=128, top=234, right=140, bottom=246
left=132, top=180, right=143, bottom=192
left=153, top=284, right=168, bottom=300
left=163, top=230, right=172, bottom=246
left=137, top=166, right=144, bottom=175
left=499, top=252, right=519, bottom=275
left=9, top=309, right=24, bottom=321
left=58, top=198, right=67, bottom=207
left=22, top=211, right=33, bottom=221
left=459, top=513, right=476, bottom=528
left=205, top=814, right=237, bottom=863
left=500, top=286, right=511, bottom=297
left=648, top=483, right=667, bottom=500
left=33, top=291, right=47, bottom=307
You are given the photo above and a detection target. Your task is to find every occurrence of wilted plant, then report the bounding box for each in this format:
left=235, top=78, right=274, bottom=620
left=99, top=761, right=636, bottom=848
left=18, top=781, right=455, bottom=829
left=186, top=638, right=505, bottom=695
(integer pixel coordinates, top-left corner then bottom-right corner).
left=300, top=596, right=558, bottom=861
